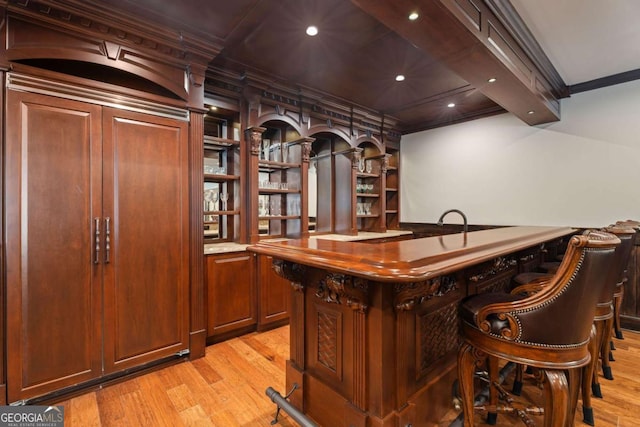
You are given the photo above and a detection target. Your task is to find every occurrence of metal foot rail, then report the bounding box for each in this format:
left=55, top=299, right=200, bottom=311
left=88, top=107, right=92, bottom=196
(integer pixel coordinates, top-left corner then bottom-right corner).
left=265, top=384, right=318, bottom=427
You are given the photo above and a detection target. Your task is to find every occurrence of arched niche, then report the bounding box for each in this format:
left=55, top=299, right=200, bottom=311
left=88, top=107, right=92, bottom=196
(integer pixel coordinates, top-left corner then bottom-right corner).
left=255, top=112, right=304, bottom=137
left=15, top=58, right=182, bottom=100
left=307, top=123, right=351, bottom=143
left=354, top=134, right=384, bottom=154
left=307, top=131, right=350, bottom=234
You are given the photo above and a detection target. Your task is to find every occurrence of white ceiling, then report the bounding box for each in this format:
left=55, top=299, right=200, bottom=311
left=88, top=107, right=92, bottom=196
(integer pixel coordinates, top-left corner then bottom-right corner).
left=510, top=0, right=640, bottom=86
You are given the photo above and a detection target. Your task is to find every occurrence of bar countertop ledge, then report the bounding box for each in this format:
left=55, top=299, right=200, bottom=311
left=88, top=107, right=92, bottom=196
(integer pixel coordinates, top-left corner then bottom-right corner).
left=250, top=226, right=574, bottom=281
left=247, top=226, right=576, bottom=427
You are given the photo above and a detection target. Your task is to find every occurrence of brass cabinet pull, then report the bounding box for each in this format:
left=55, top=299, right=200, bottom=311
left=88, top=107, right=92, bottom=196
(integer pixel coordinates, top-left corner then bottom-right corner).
left=105, top=217, right=111, bottom=264
left=94, top=217, right=100, bottom=264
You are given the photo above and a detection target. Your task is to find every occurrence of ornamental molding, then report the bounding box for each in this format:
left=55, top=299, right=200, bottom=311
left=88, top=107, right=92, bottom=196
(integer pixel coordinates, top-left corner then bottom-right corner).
left=394, top=275, right=458, bottom=311
left=272, top=259, right=306, bottom=292
left=8, top=0, right=220, bottom=64
left=468, top=256, right=517, bottom=283
left=315, top=273, right=369, bottom=313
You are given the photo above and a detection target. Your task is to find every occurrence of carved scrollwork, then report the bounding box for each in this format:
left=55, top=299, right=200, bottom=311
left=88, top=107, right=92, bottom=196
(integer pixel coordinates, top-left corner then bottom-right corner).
left=272, top=259, right=306, bottom=291
left=381, top=154, right=390, bottom=173
left=519, top=253, right=536, bottom=262
left=352, top=149, right=364, bottom=170
left=394, top=275, right=458, bottom=311
left=315, top=273, right=369, bottom=313
left=247, top=127, right=265, bottom=156
left=468, top=256, right=517, bottom=282
left=478, top=311, right=521, bottom=340
left=301, top=141, right=312, bottom=163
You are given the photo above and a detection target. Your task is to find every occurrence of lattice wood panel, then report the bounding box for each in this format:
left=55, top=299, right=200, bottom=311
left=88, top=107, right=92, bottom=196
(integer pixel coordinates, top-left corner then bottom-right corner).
left=418, top=301, right=461, bottom=375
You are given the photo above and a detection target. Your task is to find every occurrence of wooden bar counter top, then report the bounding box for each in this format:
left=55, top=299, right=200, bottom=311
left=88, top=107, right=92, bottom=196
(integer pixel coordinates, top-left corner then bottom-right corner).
left=248, top=226, right=575, bottom=427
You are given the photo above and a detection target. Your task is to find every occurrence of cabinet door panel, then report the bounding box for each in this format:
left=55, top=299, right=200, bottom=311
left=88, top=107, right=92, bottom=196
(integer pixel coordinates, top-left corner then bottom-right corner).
left=258, top=255, right=290, bottom=328
left=5, top=91, right=103, bottom=402
left=206, top=253, right=256, bottom=337
left=102, top=108, right=189, bottom=372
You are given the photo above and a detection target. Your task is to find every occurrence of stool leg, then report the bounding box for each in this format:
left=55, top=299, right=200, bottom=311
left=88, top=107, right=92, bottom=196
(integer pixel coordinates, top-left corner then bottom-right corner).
left=542, top=369, right=569, bottom=427
left=512, top=364, right=524, bottom=396
left=486, top=355, right=499, bottom=425
left=582, top=326, right=597, bottom=426
left=613, top=286, right=624, bottom=339
left=591, top=320, right=605, bottom=398
left=566, top=368, right=581, bottom=427
left=601, top=315, right=615, bottom=380
left=458, top=342, right=480, bottom=427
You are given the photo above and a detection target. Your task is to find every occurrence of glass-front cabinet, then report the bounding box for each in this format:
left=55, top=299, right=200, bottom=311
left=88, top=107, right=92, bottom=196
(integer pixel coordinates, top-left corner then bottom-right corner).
left=385, top=145, right=400, bottom=230
left=203, top=107, right=241, bottom=243
left=355, top=142, right=387, bottom=233
left=248, top=121, right=312, bottom=242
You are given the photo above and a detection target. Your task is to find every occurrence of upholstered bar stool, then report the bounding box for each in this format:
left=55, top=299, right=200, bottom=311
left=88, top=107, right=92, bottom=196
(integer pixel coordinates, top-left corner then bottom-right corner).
left=508, top=225, right=635, bottom=425
left=457, top=230, right=620, bottom=427
left=592, top=225, right=636, bottom=383
left=613, top=220, right=640, bottom=340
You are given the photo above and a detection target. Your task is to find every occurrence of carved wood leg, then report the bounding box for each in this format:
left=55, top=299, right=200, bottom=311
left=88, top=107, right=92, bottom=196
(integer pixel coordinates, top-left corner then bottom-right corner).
left=613, top=285, right=624, bottom=339
left=512, top=363, right=524, bottom=396
left=591, top=320, right=605, bottom=398
left=486, top=355, right=500, bottom=425
left=581, top=325, right=597, bottom=426
left=542, top=369, right=568, bottom=427
left=566, top=368, right=581, bottom=427
left=457, top=342, right=481, bottom=427
left=601, top=315, right=615, bottom=380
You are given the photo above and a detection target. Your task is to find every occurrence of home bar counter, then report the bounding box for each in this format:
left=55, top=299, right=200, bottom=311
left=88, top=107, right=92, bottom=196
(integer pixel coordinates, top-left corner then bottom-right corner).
left=248, top=226, right=576, bottom=427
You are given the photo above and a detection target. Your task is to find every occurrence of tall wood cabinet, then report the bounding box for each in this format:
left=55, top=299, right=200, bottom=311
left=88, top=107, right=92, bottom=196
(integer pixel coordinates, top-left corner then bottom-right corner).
left=5, top=89, right=190, bottom=403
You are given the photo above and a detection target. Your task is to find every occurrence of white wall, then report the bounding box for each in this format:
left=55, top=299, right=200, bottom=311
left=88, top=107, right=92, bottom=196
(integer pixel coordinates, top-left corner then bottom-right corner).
left=401, top=79, right=640, bottom=228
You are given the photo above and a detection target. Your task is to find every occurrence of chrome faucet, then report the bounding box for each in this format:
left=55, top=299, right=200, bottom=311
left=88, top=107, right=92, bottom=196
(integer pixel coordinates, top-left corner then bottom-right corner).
left=437, top=209, right=468, bottom=233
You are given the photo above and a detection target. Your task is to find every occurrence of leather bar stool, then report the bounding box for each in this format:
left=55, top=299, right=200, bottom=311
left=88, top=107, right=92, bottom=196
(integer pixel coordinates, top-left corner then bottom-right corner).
left=509, top=226, right=635, bottom=425
left=579, top=225, right=635, bottom=425
left=612, top=220, right=640, bottom=340
left=592, top=225, right=635, bottom=381
left=457, top=230, right=620, bottom=427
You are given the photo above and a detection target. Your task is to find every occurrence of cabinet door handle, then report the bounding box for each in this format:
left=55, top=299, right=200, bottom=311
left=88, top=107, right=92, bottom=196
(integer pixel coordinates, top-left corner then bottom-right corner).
left=94, top=217, right=100, bottom=264
left=105, top=217, right=111, bottom=264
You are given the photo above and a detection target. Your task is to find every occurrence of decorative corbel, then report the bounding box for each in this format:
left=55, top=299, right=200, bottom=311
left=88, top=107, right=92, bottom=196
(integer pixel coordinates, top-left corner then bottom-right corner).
left=245, top=126, right=266, bottom=156
left=315, top=273, right=369, bottom=313
left=272, top=259, right=307, bottom=292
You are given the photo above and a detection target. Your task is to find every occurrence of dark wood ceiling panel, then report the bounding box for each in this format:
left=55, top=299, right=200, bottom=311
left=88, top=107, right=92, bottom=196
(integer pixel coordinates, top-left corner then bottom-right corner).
left=103, top=0, right=260, bottom=42
left=86, top=0, right=563, bottom=133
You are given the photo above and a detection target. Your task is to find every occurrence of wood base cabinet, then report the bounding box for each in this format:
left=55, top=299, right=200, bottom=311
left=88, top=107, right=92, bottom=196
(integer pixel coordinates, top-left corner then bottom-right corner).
left=204, top=253, right=290, bottom=342
left=258, top=255, right=291, bottom=330
left=5, top=89, right=190, bottom=403
left=205, top=252, right=257, bottom=342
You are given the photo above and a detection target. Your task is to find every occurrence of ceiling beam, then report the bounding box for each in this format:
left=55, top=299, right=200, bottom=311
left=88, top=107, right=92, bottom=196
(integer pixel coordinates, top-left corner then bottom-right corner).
left=351, top=0, right=563, bottom=126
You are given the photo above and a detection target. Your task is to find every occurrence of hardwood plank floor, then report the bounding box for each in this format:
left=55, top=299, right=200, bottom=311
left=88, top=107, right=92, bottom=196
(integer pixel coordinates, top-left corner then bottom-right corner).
left=58, top=326, right=640, bottom=426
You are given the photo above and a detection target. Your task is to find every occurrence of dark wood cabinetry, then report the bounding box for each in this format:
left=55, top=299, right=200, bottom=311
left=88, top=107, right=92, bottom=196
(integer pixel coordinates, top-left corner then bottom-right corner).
left=203, top=108, right=242, bottom=243
left=257, top=255, right=291, bottom=329
left=205, top=252, right=256, bottom=342
left=5, top=88, right=190, bottom=403
left=385, top=146, right=400, bottom=230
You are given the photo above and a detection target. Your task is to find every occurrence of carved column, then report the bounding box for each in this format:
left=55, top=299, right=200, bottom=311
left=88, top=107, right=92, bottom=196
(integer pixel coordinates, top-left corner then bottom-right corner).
left=189, top=108, right=206, bottom=358
left=245, top=126, right=266, bottom=243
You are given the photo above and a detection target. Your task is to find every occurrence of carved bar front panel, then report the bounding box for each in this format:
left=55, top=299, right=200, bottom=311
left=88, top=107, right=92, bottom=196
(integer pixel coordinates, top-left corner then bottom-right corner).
left=251, top=226, right=576, bottom=426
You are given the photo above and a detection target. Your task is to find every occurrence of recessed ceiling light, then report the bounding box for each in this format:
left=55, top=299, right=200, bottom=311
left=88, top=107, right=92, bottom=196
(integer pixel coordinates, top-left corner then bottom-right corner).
left=527, top=110, right=535, bottom=115
left=395, top=74, right=405, bottom=82
left=209, top=106, right=218, bottom=111
left=408, top=12, right=419, bottom=21
left=306, top=26, right=318, bottom=36
left=488, top=77, right=497, bottom=83
left=447, top=103, right=456, bottom=108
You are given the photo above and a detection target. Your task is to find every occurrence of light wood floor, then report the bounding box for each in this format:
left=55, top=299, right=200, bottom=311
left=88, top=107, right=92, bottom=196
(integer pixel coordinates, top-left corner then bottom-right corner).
left=57, top=326, right=640, bottom=426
